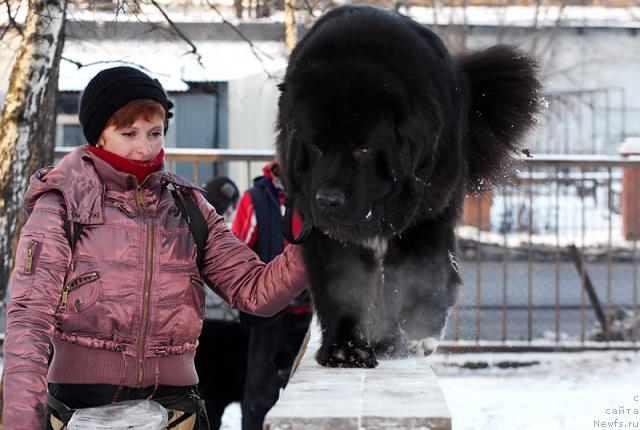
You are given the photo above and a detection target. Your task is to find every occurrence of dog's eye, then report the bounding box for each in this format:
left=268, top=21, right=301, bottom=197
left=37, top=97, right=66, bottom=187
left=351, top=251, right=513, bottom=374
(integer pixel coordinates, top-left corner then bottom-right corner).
left=354, top=147, right=370, bottom=157
left=310, top=144, right=322, bottom=155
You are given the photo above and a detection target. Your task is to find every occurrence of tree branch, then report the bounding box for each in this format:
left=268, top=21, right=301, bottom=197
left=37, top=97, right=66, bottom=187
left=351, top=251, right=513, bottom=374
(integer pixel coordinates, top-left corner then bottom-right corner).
left=536, top=1, right=568, bottom=60
left=205, top=0, right=276, bottom=79
left=3, top=0, right=24, bottom=37
left=147, top=0, right=204, bottom=67
left=61, top=56, right=169, bottom=77
left=113, top=0, right=128, bottom=23
left=300, top=0, right=316, bottom=18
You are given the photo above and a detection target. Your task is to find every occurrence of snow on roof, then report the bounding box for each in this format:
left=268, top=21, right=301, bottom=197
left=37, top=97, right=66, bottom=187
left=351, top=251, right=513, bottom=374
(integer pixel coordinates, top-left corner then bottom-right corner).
left=59, top=39, right=288, bottom=92
left=64, top=1, right=246, bottom=24
left=4, top=3, right=640, bottom=28
left=0, top=1, right=239, bottom=25
left=403, top=5, right=640, bottom=29
left=60, top=5, right=640, bottom=29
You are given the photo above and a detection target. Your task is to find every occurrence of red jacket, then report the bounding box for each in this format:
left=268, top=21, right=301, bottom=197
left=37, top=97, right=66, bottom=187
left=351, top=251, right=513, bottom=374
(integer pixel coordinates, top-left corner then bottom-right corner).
left=231, top=162, right=302, bottom=247
left=2, top=146, right=307, bottom=429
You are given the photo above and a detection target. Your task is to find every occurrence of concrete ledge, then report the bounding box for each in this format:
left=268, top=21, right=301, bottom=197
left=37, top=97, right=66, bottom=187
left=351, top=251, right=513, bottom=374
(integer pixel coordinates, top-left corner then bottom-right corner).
left=264, top=321, right=452, bottom=430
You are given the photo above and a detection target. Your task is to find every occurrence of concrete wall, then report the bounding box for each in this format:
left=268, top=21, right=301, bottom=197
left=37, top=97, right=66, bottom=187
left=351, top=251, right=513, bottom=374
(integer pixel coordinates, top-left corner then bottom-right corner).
left=227, top=71, right=282, bottom=192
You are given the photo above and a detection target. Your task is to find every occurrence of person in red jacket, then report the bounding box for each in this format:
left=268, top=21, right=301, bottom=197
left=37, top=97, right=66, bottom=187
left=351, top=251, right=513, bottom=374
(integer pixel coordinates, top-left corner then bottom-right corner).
left=2, top=66, right=307, bottom=430
left=231, top=161, right=312, bottom=430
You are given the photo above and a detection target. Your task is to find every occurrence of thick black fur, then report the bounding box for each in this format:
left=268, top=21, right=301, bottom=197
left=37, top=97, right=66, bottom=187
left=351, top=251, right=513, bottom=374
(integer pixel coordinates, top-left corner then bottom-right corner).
left=276, top=5, right=541, bottom=367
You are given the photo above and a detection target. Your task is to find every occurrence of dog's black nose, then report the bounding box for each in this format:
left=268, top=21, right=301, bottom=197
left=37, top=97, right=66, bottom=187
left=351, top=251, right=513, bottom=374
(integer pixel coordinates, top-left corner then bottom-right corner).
left=315, top=189, right=346, bottom=210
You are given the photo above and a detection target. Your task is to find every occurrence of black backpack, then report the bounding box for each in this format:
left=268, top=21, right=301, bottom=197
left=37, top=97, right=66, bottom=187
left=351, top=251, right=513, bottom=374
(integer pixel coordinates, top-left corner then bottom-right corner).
left=63, top=186, right=208, bottom=272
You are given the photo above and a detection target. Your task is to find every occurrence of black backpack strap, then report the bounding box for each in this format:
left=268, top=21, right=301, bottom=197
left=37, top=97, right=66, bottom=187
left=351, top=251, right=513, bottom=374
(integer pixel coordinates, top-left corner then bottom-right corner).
left=63, top=219, right=84, bottom=252
left=47, top=393, right=76, bottom=424
left=171, top=186, right=208, bottom=272
left=282, top=198, right=312, bottom=244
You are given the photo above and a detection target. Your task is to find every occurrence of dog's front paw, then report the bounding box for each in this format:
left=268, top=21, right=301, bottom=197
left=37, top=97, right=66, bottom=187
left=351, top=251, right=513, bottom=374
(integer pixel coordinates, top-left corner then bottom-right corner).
left=316, top=339, right=378, bottom=368
left=373, top=334, right=409, bottom=359
left=407, top=337, right=441, bottom=356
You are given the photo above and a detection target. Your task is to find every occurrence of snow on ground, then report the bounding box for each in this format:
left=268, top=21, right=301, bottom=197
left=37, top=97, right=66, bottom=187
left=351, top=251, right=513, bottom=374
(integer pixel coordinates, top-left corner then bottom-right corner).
left=220, top=403, right=242, bottom=430
left=216, top=351, right=640, bottom=430
left=434, top=351, right=640, bottom=430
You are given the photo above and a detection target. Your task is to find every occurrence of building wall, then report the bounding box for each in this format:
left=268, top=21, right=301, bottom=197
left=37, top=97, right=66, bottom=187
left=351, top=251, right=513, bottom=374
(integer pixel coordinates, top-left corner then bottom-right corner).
left=442, top=25, right=640, bottom=154
left=227, top=71, right=282, bottom=192
left=171, top=91, right=228, bottom=185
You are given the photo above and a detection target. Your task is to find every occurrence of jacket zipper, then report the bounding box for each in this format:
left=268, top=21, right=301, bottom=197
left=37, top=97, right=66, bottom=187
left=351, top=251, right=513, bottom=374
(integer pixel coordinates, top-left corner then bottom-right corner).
left=113, top=201, right=135, bottom=218
left=58, top=272, right=99, bottom=311
left=190, top=275, right=204, bottom=288
left=24, top=240, right=38, bottom=274
left=135, top=184, right=154, bottom=387
left=191, top=276, right=206, bottom=317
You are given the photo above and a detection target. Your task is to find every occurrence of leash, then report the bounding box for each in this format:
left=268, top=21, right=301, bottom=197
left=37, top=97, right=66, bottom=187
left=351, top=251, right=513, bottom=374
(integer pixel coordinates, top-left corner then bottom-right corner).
left=282, top=197, right=313, bottom=244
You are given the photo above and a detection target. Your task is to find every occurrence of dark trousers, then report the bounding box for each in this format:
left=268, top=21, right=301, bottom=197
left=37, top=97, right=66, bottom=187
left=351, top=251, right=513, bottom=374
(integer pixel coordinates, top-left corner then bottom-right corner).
left=241, top=311, right=311, bottom=430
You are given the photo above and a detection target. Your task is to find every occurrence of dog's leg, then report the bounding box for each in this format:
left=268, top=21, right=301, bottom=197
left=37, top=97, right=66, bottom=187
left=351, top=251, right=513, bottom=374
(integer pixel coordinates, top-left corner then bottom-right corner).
left=303, top=231, right=380, bottom=368
left=378, top=220, right=460, bottom=357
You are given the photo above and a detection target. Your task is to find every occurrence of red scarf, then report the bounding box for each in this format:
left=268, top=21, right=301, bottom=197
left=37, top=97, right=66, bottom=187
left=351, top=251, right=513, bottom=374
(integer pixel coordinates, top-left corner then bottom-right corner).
left=87, top=145, right=164, bottom=185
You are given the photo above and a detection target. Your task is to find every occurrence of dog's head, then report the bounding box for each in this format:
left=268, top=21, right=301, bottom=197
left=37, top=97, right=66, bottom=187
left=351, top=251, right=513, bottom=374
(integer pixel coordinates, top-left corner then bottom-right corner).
left=277, top=6, right=541, bottom=243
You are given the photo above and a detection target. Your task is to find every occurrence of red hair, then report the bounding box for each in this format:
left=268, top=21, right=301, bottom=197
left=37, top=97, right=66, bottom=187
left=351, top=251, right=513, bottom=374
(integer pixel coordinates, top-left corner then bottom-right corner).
left=105, top=99, right=166, bottom=130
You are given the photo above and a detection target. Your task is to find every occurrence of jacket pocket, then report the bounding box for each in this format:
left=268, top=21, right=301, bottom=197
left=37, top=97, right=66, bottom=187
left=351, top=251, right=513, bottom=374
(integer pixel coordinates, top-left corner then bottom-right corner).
left=57, top=271, right=100, bottom=313
left=152, top=275, right=205, bottom=342
left=16, top=234, right=44, bottom=276
left=188, top=275, right=206, bottom=319
left=56, top=271, right=108, bottom=336
left=10, top=232, right=45, bottom=300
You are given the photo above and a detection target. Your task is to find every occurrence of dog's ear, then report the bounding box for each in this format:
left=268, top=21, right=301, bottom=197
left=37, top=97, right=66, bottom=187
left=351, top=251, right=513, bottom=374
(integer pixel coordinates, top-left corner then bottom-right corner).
left=458, top=45, right=541, bottom=192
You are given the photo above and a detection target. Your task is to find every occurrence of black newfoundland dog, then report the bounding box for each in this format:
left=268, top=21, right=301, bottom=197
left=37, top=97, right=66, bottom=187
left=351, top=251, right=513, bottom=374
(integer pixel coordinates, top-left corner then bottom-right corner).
left=276, top=5, right=541, bottom=368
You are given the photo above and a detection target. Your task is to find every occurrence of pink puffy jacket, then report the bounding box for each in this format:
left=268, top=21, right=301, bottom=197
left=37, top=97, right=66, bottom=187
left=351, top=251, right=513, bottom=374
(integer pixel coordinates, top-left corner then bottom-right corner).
left=2, top=146, right=307, bottom=429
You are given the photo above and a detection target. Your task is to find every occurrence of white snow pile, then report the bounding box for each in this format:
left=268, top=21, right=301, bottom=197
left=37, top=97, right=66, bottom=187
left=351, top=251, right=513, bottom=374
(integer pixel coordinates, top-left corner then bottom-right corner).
left=433, top=350, right=640, bottom=430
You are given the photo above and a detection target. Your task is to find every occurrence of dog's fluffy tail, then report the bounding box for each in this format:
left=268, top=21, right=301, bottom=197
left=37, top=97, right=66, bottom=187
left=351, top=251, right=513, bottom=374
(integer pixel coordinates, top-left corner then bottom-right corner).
left=458, top=45, right=542, bottom=193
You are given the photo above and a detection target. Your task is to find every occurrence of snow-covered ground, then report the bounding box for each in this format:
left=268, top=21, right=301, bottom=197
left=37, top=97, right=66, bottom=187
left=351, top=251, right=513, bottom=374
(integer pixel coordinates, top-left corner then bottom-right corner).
left=220, top=404, right=242, bottom=430
left=435, top=351, right=640, bottom=430
left=218, top=351, right=640, bottom=430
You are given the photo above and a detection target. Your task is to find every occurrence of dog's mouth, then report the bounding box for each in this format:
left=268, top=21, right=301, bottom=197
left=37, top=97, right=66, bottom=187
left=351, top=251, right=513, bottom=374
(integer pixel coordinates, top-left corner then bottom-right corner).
left=317, top=206, right=378, bottom=240
left=312, top=199, right=375, bottom=226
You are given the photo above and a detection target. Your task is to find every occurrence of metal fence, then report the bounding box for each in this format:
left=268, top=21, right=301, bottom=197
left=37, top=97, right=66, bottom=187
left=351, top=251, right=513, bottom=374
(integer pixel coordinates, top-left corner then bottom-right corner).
left=452, top=154, right=640, bottom=351
left=51, top=147, right=640, bottom=350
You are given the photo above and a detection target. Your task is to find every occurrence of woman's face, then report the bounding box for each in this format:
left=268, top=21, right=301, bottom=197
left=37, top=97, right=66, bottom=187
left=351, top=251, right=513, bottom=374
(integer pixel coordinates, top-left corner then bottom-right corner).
left=98, top=116, right=164, bottom=161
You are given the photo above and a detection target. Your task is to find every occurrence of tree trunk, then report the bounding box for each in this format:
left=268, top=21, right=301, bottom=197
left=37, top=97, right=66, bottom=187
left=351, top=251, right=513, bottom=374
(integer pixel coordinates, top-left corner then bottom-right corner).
left=0, top=0, right=67, bottom=301
left=284, top=0, right=297, bottom=54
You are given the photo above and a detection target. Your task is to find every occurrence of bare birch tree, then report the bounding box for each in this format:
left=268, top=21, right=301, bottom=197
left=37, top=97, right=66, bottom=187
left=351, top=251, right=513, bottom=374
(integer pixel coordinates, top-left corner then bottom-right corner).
left=285, top=0, right=297, bottom=53
left=0, top=0, right=68, bottom=299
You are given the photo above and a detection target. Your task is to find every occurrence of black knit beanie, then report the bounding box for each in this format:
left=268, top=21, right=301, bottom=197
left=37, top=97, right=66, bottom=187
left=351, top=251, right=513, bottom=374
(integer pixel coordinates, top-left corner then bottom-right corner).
left=79, top=66, right=174, bottom=145
left=204, top=177, right=240, bottom=216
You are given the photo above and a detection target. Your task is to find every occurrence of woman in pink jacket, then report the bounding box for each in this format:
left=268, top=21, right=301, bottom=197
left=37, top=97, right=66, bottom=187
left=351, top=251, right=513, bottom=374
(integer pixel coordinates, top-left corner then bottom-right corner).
left=2, top=67, right=307, bottom=429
